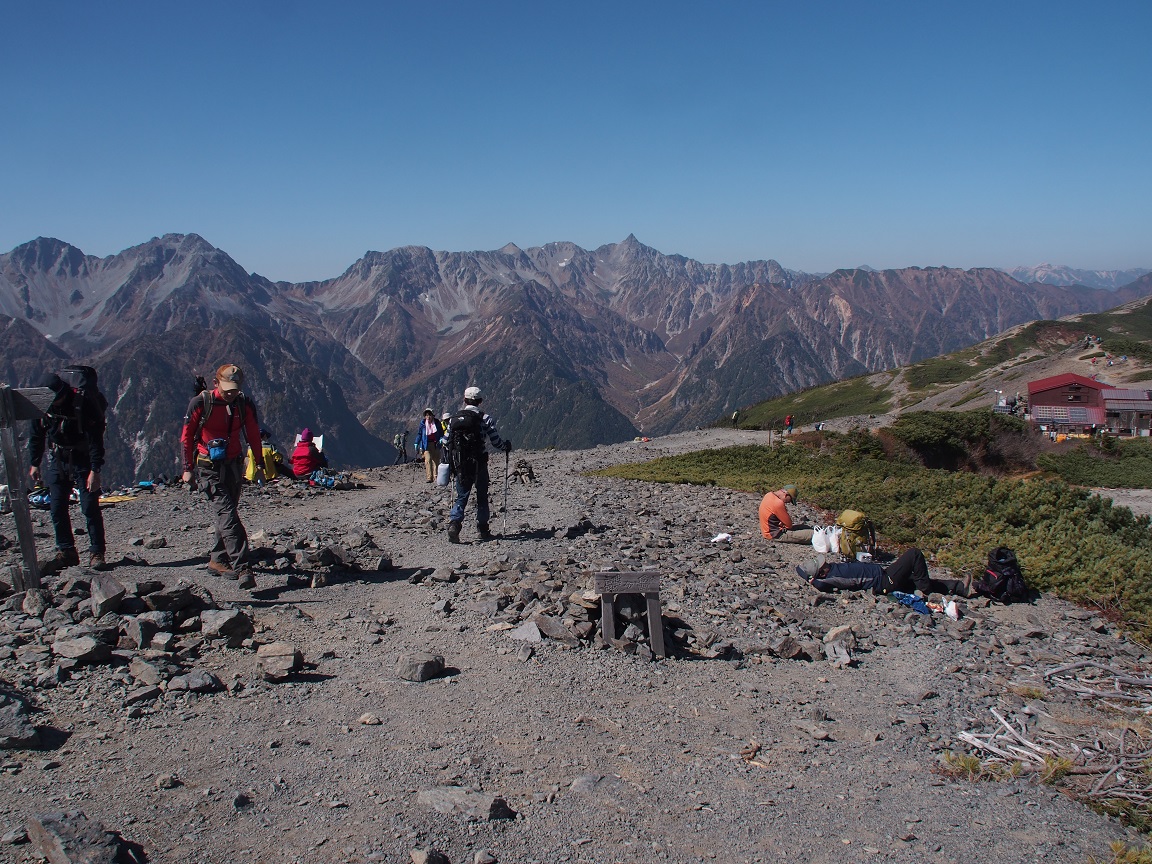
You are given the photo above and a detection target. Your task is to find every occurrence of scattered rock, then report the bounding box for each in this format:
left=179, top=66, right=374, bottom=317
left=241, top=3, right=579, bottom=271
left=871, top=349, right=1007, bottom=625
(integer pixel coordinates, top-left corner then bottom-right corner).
left=358, top=712, right=382, bottom=726
left=396, top=653, right=445, bottom=682
left=167, top=669, right=222, bottom=693
left=200, top=609, right=254, bottom=647
left=410, top=849, right=451, bottom=864
left=256, top=642, right=303, bottom=682
left=89, top=574, right=126, bottom=618
left=416, top=786, right=516, bottom=821
left=26, top=811, right=124, bottom=864
left=0, top=692, right=41, bottom=749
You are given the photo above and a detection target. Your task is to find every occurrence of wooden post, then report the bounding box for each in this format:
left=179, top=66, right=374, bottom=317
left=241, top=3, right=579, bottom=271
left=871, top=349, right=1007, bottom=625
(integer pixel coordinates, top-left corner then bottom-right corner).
left=593, top=571, right=665, bottom=659
left=0, top=385, right=58, bottom=592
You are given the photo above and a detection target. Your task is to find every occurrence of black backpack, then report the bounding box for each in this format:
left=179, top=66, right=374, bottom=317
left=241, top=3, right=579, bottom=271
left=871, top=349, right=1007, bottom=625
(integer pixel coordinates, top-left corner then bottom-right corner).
left=47, top=364, right=107, bottom=450
left=975, top=547, right=1028, bottom=602
left=448, top=409, right=485, bottom=473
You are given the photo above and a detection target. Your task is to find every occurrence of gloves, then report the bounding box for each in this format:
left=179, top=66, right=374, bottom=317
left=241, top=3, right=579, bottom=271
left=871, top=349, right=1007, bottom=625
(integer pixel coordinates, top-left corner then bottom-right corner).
left=501, top=440, right=512, bottom=453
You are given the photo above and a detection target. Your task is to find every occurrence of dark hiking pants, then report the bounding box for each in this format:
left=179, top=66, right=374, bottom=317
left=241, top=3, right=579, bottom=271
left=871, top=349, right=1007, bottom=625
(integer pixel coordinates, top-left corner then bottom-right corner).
left=197, top=458, right=249, bottom=567
left=43, top=450, right=105, bottom=554
left=450, top=455, right=490, bottom=526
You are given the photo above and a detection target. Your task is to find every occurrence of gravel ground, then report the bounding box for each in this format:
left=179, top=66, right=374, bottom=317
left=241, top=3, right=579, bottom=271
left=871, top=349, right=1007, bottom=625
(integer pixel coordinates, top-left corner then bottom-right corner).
left=0, top=428, right=1145, bottom=863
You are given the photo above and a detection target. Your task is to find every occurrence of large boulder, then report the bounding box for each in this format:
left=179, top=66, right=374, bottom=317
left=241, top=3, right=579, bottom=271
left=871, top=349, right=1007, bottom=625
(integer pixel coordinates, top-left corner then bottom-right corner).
left=0, top=692, right=40, bottom=749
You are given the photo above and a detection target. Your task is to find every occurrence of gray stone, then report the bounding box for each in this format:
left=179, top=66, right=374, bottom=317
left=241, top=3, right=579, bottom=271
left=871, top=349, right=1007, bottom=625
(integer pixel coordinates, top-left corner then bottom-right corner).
left=256, top=642, right=303, bottom=682
left=41, top=608, right=72, bottom=630
left=89, top=575, right=126, bottom=618
left=396, top=652, right=444, bottom=682
left=431, top=599, right=452, bottom=617
left=473, top=851, right=497, bottom=864
left=167, top=669, right=222, bottom=693
left=410, top=850, right=451, bottom=864
left=0, top=692, right=41, bottom=749
left=416, top=786, right=516, bottom=821
left=128, top=658, right=164, bottom=686
left=26, top=811, right=122, bottom=864
left=533, top=613, right=582, bottom=646
left=1, top=826, right=28, bottom=844
left=200, top=609, right=254, bottom=647
left=51, top=637, right=111, bottom=665
left=507, top=621, right=542, bottom=643
left=768, top=635, right=805, bottom=660
left=124, top=686, right=162, bottom=705
left=120, top=618, right=157, bottom=651
left=143, top=535, right=167, bottom=549
left=22, top=589, right=53, bottom=618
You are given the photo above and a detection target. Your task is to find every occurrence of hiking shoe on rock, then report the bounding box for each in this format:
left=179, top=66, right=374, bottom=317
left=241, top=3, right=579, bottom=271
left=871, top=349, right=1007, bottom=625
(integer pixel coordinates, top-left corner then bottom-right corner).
left=207, top=560, right=238, bottom=579
left=447, top=521, right=461, bottom=544
left=88, top=552, right=108, bottom=571
left=236, top=569, right=256, bottom=590
left=477, top=523, right=495, bottom=541
left=41, top=548, right=80, bottom=574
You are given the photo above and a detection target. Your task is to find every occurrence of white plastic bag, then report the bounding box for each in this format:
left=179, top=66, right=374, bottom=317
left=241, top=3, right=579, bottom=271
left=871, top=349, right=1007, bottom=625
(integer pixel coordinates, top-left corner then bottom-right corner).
left=812, top=526, right=840, bottom=554
left=436, top=462, right=451, bottom=486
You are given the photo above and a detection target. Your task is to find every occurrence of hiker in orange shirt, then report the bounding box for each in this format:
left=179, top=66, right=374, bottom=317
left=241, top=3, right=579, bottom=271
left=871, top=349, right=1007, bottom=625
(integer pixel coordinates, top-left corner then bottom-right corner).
left=758, top=484, right=814, bottom=544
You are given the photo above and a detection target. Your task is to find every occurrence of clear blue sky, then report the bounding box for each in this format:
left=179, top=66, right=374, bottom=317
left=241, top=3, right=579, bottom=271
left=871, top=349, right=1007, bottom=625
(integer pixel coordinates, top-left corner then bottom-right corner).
left=2, top=0, right=1149, bottom=281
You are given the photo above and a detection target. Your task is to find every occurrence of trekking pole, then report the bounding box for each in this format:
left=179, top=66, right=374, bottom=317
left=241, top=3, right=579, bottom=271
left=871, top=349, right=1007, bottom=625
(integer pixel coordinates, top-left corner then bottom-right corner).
left=502, top=447, right=510, bottom=537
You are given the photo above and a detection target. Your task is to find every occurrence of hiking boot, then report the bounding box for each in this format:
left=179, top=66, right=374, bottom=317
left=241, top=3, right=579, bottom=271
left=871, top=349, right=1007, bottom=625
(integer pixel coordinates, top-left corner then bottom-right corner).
left=236, top=568, right=256, bottom=590
left=477, top=523, right=495, bottom=541
left=41, top=548, right=80, bottom=574
left=447, top=521, right=461, bottom=544
left=207, top=559, right=238, bottom=579
left=88, top=551, right=108, bottom=571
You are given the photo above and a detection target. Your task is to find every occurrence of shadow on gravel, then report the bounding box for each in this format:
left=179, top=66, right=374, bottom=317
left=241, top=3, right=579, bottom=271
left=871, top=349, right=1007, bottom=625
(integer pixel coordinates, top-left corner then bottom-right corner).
left=34, top=725, right=73, bottom=751
left=145, top=557, right=210, bottom=568
left=496, top=528, right=556, bottom=541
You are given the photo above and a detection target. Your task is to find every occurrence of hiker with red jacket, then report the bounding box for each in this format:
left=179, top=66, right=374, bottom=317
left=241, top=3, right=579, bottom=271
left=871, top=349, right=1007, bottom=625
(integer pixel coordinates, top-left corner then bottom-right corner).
left=290, top=427, right=327, bottom=477
left=181, top=364, right=264, bottom=589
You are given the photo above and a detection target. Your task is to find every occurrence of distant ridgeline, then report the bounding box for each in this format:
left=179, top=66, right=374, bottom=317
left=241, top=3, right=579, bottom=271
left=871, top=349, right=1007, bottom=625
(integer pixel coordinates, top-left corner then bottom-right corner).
left=0, top=232, right=1149, bottom=480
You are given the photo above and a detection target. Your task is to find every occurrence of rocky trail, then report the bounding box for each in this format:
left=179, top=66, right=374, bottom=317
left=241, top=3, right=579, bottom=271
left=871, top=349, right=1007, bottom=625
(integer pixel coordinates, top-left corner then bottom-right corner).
left=0, top=429, right=1147, bottom=863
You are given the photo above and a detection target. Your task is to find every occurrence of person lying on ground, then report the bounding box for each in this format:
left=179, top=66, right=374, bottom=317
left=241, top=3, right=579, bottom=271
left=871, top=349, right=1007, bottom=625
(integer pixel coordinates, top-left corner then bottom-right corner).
left=796, top=547, right=973, bottom=597
left=758, top=484, right=814, bottom=543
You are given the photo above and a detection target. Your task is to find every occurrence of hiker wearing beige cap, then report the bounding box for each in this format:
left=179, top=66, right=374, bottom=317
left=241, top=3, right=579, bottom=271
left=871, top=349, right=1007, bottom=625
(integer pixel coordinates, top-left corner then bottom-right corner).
left=758, top=484, right=814, bottom=543
left=180, top=364, right=265, bottom=589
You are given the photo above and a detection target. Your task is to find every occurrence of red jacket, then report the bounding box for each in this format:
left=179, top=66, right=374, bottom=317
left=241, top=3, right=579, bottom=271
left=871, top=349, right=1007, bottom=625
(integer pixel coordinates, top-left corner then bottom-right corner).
left=181, top=390, right=262, bottom=471
left=291, top=441, right=327, bottom=476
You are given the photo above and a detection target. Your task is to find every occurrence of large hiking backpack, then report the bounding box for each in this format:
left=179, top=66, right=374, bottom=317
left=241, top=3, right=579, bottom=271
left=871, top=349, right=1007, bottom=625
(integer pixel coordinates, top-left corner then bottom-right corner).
left=447, top=409, right=485, bottom=474
left=835, top=509, right=877, bottom=559
left=975, top=546, right=1028, bottom=602
left=47, top=364, right=107, bottom=453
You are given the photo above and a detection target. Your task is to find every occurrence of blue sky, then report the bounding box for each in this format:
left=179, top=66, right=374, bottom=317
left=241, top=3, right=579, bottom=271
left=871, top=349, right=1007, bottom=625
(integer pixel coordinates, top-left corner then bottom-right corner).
left=2, top=0, right=1149, bottom=281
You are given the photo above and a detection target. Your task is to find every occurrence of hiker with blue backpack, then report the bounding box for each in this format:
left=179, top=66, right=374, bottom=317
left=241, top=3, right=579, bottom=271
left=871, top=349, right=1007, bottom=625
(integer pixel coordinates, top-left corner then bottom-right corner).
left=444, top=386, right=510, bottom=543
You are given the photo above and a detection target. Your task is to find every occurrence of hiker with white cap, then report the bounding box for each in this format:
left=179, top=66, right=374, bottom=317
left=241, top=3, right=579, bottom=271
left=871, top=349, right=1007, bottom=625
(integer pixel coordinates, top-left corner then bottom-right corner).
left=758, top=484, right=814, bottom=543
left=443, top=386, right=510, bottom=543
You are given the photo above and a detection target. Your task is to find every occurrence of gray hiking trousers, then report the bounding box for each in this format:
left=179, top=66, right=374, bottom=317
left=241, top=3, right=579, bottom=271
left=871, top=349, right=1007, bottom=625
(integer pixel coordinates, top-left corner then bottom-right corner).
left=197, top=457, right=249, bottom=568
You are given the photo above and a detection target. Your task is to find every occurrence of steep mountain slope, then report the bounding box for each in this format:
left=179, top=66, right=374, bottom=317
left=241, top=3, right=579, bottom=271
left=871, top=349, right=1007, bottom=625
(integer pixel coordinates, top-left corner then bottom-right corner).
left=1003, top=264, right=1150, bottom=290
left=1, top=233, right=1149, bottom=481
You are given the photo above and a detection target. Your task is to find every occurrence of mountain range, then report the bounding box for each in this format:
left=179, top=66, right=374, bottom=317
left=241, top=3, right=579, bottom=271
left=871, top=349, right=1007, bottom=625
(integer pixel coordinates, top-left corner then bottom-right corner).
left=1, top=233, right=1149, bottom=481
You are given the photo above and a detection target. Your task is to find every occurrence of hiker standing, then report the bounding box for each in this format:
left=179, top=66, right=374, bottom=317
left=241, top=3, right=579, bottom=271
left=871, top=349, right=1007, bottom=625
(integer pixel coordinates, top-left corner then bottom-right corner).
left=444, top=386, right=510, bottom=543
left=758, top=484, right=814, bottom=544
left=784, top=414, right=794, bottom=435
left=415, top=409, right=444, bottom=484
left=28, top=369, right=110, bottom=572
left=392, top=431, right=410, bottom=465
left=180, top=364, right=264, bottom=589
left=731, top=410, right=739, bottom=428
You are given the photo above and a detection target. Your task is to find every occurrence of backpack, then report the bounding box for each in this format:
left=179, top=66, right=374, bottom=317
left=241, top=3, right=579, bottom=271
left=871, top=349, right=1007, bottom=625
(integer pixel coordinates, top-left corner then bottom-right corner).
left=975, top=546, right=1028, bottom=602
left=47, top=364, right=107, bottom=453
left=447, top=409, right=485, bottom=473
left=835, top=509, right=877, bottom=559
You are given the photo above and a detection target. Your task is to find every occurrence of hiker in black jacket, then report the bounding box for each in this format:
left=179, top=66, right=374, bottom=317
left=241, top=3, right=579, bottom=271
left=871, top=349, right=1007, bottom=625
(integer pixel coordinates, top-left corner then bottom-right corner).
left=444, top=386, right=510, bottom=543
left=28, top=373, right=109, bottom=571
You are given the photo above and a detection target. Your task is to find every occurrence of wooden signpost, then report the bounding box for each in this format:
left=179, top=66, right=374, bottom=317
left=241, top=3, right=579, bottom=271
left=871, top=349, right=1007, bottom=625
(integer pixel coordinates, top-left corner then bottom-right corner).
left=0, top=384, right=57, bottom=591
left=593, top=570, right=666, bottom=659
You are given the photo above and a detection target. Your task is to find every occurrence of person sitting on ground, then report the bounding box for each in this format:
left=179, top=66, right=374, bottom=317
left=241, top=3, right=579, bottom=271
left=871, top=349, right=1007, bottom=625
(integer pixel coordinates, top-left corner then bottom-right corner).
left=246, top=428, right=284, bottom=482
left=796, top=547, right=973, bottom=597
left=759, top=484, right=813, bottom=543
left=291, top=428, right=327, bottom=478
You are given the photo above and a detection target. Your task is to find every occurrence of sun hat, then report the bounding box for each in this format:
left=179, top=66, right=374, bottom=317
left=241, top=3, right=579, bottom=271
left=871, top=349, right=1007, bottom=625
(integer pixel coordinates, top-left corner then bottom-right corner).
left=782, top=484, right=798, bottom=502
left=796, top=556, right=827, bottom=579
left=464, top=386, right=482, bottom=400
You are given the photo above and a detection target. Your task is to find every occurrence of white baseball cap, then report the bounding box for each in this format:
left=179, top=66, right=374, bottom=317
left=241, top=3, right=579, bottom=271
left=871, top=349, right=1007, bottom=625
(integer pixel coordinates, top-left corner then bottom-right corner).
left=464, top=386, right=482, bottom=400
